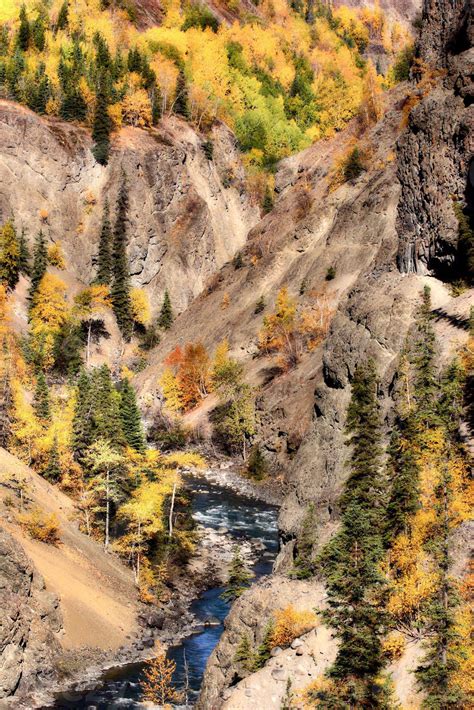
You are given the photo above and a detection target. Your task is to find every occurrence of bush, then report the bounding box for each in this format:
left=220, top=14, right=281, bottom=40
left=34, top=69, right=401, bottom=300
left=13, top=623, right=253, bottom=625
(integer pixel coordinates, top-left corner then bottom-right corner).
left=342, top=146, right=365, bottom=182
left=181, top=5, right=220, bottom=33
left=326, top=266, right=336, bottom=281
left=18, top=507, right=61, bottom=545
left=202, top=139, right=213, bottom=161
left=246, top=445, right=267, bottom=480
left=382, top=631, right=406, bottom=661
left=270, top=605, right=316, bottom=648
left=392, top=45, right=415, bottom=83
left=254, top=296, right=265, bottom=314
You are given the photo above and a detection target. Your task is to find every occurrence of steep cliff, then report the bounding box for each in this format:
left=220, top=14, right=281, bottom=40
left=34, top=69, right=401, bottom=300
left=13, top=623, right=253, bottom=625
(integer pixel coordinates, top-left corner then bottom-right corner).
left=396, top=0, right=473, bottom=275
left=0, top=101, right=258, bottom=314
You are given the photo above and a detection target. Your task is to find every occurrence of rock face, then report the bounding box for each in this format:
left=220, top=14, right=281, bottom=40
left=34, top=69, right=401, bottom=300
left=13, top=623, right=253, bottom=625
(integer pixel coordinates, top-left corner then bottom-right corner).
left=0, top=102, right=258, bottom=313
left=0, top=529, right=61, bottom=704
left=396, top=0, right=473, bottom=275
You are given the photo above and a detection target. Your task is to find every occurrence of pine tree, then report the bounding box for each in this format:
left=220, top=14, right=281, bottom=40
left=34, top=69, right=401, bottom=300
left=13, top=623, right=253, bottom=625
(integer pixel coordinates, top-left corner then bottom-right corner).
left=95, top=200, right=113, bottom=284
left=253, top=620, right=275, bottom=669
left=91, top=365, right=124, bottom=446
left=412, top=286, right=438, bottom=427
left=246, top=444, right=267, bottom=480
left=111, top=176, right=133, bottom=340
left=44, top=436, right=61, bottom=482
left=32, top=12, right=46, bottom=52
left=0, top=348, right=12, bottom=449
left=92, top=81, right=112, bottom=165
left=234, top=633, right=255, bottom=670
left=29, top=230, right=47, bottom=304
left=221, top=546, right=253, bottom=601
left=18, top=229, right=30, bottom=276
left=33, top=371, right=51, bottom=422
left=17, top=5, right=30, bottom=52
left=158, top=290, right=173, bottom=330
left=0, top=220, right=20, bottom=290
left=72, top=369, right=93, bottom=465
left=319, top=360, right=387, bottom=704
left=174, top=70, right=189, bottom=118
left=119, top=378, right=145, bottom=452
left=55, top=1, right=69, bottom=33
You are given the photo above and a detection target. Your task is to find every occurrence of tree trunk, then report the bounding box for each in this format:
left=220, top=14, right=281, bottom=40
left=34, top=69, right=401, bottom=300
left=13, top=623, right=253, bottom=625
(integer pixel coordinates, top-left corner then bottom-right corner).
left=105, top=467, right=110, bottom=550
left=86, top=320, right=92, bottom=367
left=168, top=480, right=177, bottom=540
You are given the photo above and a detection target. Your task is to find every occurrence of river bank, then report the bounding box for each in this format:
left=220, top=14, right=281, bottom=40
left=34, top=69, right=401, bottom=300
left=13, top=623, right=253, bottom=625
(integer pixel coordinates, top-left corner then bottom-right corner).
left=36, top=475, right=279, bottom=709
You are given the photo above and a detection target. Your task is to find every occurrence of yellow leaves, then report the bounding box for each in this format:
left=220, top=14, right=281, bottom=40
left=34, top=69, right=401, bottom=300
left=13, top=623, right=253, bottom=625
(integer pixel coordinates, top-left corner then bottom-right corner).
left=382, top=631, right=406, bottom=661
left=47, top=241, right=66, bottom=270
left=130, top=287, right=151, bottom=327
left=31, top=273, right=68, bottom=333
left=17, top=507, right=61, bottom=545
left=122, top=89, right=152, bottom=127
left=270, top=605, right=316, bottom=649
left=74, top=284, right=111, bottom=318
left=119, top=477, right=178, bottom=535
left=159, top=368, right=184, bottom=413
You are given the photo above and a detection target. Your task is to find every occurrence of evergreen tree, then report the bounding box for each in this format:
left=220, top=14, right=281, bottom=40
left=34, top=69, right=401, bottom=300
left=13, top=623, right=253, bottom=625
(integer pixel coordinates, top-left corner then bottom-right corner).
left=60, top=88, right=87, bottom=122
left=91, top=364, right=123, bottom=446
left=221, top=546, right=253, bottom=601
left=174, top=70, right=189, bottom=118
left=246, top=444, right=267, bottom=480
left=385, top=417, right=419, bottom=542
left=291, top=503, right=317, bottom=579
left=92, top=81, right=112, bottom=165
left=0, top=220, right=20, bottom=290
left=234, top=633, right=255, bottom=671
left=55, top=1, right=69, bottom=33
left=412, top=286, right=438, bottom=427
left=33, top=370, right=51, bottom=422
left=0, top=349, right=12, bottom=449
left=32, top=12, right=46, bottom=52
left=17, top=5, right=30, bottom=52
left=111, top=176, right=134, bottom=340
left=158, top=290, right=173, bottom=330
left=44, top=436, right=61, bottom=482
left=95, top=200, right=113, bottom=284
left=253, top=620, right=275, bottom=669
left=29, top=230, right=47, bottom=304
left=119, top=377, right=145, bottom=452
left=72, top=369, right=93, bottom=464
left=319, top=360, right=387, bottom=705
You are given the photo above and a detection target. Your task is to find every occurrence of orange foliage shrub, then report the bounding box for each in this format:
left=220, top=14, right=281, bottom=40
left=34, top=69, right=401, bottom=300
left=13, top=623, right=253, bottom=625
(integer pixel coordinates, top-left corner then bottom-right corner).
left=270, top=605, right=316, bottom=648
left=18, top=507, right=61, bottom=545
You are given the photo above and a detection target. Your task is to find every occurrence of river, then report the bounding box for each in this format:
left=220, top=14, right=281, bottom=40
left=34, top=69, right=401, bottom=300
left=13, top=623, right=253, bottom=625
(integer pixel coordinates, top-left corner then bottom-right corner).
left=49, top=477, right=279, bottom=709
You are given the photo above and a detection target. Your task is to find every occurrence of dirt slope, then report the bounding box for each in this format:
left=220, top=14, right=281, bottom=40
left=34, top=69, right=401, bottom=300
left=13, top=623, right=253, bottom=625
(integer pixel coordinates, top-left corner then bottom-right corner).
left=0, top=447, right=140, bottom=703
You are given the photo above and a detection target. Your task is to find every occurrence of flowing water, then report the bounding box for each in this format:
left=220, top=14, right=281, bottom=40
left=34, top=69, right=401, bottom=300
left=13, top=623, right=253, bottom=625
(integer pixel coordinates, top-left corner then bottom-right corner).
left=49, top=478, right=279, bottom=709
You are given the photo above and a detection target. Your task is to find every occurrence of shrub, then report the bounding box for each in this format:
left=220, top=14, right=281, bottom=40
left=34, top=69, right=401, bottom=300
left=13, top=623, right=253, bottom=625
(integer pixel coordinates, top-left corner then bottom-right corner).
left=18, top=507, right=61, bottom=545
left=326, top=266, right=336, bottom=281
left=246, top=445, right=267, bottom=480
left=47, top=242, right=66, bottom=269
left=254, top=296, right=265, bottom=314
left=382, top=631, right=406, bottom=661
left=392, top=44, right=415, bottom=83
left=202, top=139, right=213, bottom=160
left=270, top=605, right=316, bottom=648
left=342, top=146, right=365, bottom=182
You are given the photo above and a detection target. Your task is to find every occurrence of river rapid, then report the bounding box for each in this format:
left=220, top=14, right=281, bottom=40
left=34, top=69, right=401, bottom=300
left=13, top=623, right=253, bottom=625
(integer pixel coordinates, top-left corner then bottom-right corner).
left=49, top=477, right=279, bottom=709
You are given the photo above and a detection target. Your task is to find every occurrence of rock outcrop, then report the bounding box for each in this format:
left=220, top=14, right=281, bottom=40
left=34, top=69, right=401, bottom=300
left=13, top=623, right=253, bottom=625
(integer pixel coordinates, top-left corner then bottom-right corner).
left=396, top=0, right=473, bottom=275
left=0, top=102, right=258, bottom=313
left=0, top=529, right=61, bottom=704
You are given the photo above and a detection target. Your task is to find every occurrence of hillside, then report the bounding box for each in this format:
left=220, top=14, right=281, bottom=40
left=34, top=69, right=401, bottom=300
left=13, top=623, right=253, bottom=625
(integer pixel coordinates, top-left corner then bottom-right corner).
left=0, top=0, right=472, bottom=708
left=0, top=447, right=140, bottom=704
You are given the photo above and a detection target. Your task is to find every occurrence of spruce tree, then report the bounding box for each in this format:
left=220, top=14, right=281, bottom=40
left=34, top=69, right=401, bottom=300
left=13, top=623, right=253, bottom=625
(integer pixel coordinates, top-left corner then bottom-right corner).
left=0, top=349, right=12, bottom=449
left=319, top=360, right=386, bottom=704
left=111, top=176, right=134, bottom=340
left=412, top=286, right=438, bottom=422
left=91, top=364, right=124, bottom=446
left=0, top=220, right=20, bottom=290
left=44, top=436, right=61, bottom=482
left=221, top=546, right=253, bottom=601
left=72, top=369, right=93, bottom=464
left=17, top=5, right=30, bottom=52
left=55, top=1, right=69, bottom=32
left=158, top=290, right=173, bottom=330
left=119, top=377, right=145, bottom=452
left=32, top=12, right=46, bottom=52
left=29, top=230, right=47, bottom=304
left=33, top=371, right=51, bottom=422
left=92, top=81, right=112, bottom=165
left=95, top=200, right=113, bottom=284
left=174, top=70, right=189, bottom=118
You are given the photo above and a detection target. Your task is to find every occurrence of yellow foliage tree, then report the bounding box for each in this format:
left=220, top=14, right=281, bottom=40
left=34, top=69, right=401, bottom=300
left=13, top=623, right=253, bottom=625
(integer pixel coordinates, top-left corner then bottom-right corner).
left=130, top=287, right=151, bottom=328
left=47, top=241, right=66, bottom=270
left=30, top=273, right=69, bottom=369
